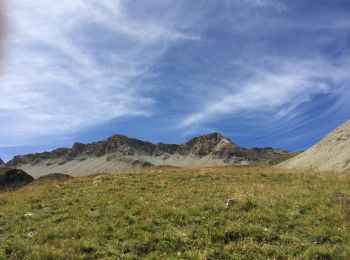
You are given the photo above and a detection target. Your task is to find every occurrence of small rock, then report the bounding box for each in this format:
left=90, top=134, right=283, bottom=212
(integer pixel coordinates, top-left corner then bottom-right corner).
left=25, top=226, right=35, bottom=231
left=24, top=212, right=34, bottom=217
left=27, top=232, right=35, bottom=238
left=224, top=198, right=237, bottom=210
left=93, top=175, right=110, bottom=182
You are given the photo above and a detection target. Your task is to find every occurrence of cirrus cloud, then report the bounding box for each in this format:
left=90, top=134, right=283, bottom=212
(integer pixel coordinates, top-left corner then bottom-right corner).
left=0, top=0, right=198, bottom=146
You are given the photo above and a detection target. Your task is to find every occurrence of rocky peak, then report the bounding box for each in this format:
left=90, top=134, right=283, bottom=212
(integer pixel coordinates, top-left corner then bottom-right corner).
left=183, top=132, right=237, bottom=156
left=185, top=132, right=233, bottom=146
left=105, top=134, right=154, bottom=154
left=0, top=157, right=4, bottom=165
left=106, top=134, right=133, bottom=144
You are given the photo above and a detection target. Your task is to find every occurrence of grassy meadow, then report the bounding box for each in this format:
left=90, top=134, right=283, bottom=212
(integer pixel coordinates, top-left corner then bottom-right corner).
left=0, top=167, right=350, bottom=259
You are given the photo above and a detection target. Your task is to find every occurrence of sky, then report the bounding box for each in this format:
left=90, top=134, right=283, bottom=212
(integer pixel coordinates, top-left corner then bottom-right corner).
left=0, top=0, right=350, bottom=161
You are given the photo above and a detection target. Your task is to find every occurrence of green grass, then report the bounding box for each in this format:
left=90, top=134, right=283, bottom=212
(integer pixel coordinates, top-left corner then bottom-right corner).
left=1, top=167, right=350, bottom=259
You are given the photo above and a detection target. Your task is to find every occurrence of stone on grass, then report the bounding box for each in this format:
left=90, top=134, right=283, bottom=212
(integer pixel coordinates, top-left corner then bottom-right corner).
left=224, top=198, right=237, bottom=210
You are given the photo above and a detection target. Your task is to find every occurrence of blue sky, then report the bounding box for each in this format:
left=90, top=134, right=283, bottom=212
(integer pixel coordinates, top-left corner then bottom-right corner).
left=0, top=0, right=350, bottom=161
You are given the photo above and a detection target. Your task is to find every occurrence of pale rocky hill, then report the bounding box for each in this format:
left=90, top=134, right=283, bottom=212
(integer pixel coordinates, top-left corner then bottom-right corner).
left=280, top=120, right=350, bottom=173
left=6, top=133, right=291, bottom=178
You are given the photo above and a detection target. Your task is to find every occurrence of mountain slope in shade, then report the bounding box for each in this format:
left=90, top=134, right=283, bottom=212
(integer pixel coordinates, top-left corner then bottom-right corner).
left=280, top=120, right=350, bottom=173
left=6, top=133, right=291, bottom=178
left=0, top=158, right=4, bottom=165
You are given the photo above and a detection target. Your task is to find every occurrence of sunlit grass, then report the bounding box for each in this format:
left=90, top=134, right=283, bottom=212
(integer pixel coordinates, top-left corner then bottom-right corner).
left=1, top=167, right=349, bottom=259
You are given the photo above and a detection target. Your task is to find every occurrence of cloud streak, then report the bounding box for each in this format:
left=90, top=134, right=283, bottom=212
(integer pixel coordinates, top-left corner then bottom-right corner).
left=0, top=0, right=349, bottom=157
left=180, top=57, right=350, bottom=128
left=0, top=0, right=197, bottom=146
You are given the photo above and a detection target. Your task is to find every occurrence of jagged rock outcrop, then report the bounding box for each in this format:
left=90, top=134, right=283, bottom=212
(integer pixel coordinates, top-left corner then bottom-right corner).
left=280, top=120, right=350, bottom=172
left=0, top=168, right=34, bottom=190
left=0, top=158, right=4, bottom=165
left=6, top=132, right=292, bottom=178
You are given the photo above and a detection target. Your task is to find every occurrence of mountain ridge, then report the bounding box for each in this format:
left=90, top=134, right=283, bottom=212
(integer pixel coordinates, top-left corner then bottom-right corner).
left=6, top=132, right=292, bottom=178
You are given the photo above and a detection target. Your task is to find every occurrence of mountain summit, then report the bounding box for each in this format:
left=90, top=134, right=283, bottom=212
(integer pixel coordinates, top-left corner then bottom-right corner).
left=280, top=120, right=350, bottom=172
left=7, top=133, right=291, bottom=178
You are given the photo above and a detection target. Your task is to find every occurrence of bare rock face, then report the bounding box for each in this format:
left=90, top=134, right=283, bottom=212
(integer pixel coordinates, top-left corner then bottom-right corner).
left=8, top=148, right=70, bottom=166
left=280, top=120, right=350, bottom=172
left=182, top=133, right=234, bottom=156
left=180, top=133, right=253, bottom=164
left=0, top=158, right=4, bottom=165
left=0, top=168, right=34, bottom=190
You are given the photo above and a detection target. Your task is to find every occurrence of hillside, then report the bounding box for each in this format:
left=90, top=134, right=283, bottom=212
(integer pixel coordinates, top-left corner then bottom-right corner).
left=280, top=120, right=350, bottom=172
left=1, top=167, right=349, bottom=259
left=6, top=133, right=291, bottom=178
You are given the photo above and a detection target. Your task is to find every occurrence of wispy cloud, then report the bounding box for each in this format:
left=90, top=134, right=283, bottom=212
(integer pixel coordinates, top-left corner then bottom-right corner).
left=0, top=0, right=349, bottom=156
left=0, top=0, right=197, bottom=146
left=180, top=57, right=350, bottom=128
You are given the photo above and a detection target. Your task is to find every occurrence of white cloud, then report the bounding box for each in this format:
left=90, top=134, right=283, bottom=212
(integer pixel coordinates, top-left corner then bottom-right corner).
left=180, top=57, right=350, bottom=128
left=0, top=0, right=197, bottom=146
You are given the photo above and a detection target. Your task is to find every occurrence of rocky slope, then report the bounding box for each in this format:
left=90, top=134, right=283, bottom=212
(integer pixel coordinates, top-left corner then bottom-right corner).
left=35, top=173, right=73, bottom=182
left=7, top=133, right=291, bottom=178
left=0, top=158, right=4, bottom=165
left=280, top=120, right=350, bottom=172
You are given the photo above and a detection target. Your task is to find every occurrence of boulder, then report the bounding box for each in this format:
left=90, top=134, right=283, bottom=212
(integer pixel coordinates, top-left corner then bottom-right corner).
left=0, top=168, right=34, bottom=190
